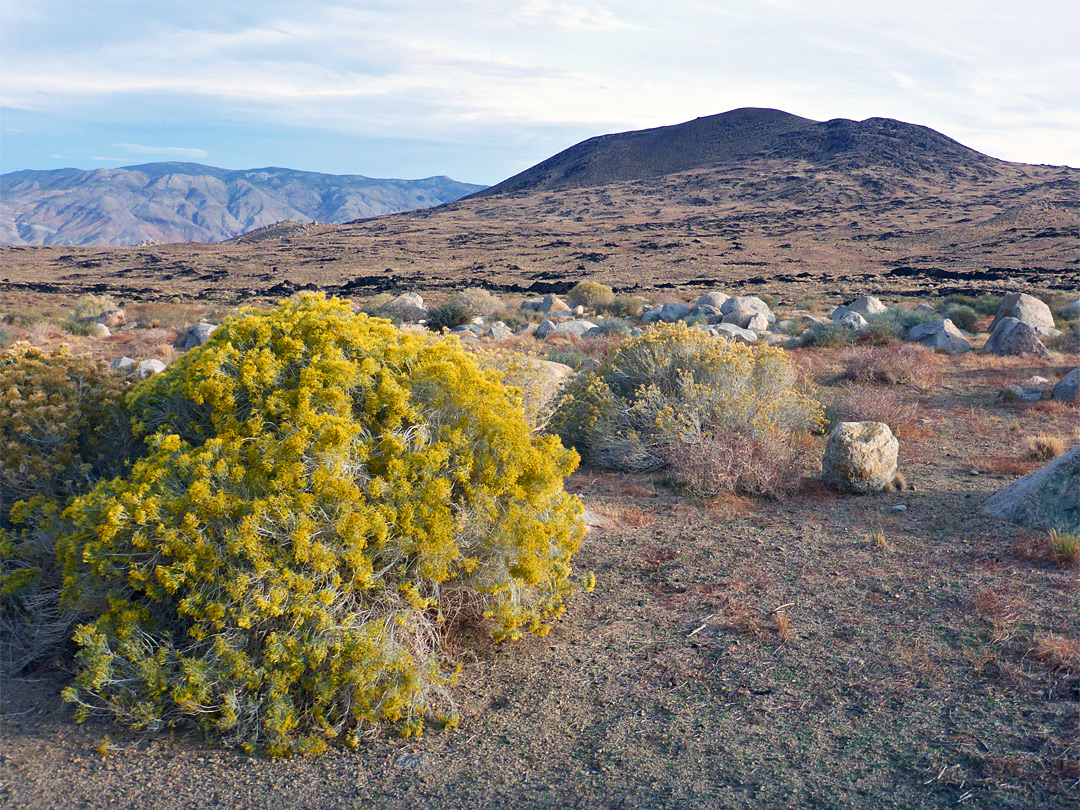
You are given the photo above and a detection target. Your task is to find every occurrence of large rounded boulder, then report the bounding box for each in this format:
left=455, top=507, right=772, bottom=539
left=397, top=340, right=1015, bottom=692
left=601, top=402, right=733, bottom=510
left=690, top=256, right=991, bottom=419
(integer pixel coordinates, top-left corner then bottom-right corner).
left=822, top=421, right=899, bottom=494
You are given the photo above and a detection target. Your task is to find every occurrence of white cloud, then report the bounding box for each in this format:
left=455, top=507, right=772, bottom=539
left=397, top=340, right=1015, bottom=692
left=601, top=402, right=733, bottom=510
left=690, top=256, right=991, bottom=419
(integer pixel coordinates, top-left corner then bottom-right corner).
left=1, top=0, right=1077, bottom=172
left=116, top=144, right=209, bottom=159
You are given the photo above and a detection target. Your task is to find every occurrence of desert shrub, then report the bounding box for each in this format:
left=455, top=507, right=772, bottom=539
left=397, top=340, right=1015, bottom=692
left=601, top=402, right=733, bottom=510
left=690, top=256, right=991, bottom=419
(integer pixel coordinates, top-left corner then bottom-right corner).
left=0, top=343, right=135, bottom=517
left=590, top=318, right=632, bottom=335
left=71, top=294, right=118, bottom=322
left=1025, top=434, right=1065, bottom=461
left=841, top=344, right=937, bottom=387
left=447, top=288, right=504, bottom=318
left=941, top=303, right=980, bottom=332
left=551, top=322, right=824, bottom=495
left=800, top=320, right=856, bottom=348
left=657, top=430, right=798, bottom=499
left=426, top=300, right=471, bottom=331
left=822, top=382, right=921, bottom=438
left=566, top=281, right=615, bottom=311
left=859, top=312, right=905, bottom=344
left=17, top=295, right=584, bottom=755
left=0, top=345, right=137, bottom=671
left=606, top=294, right=647, bottom=318
left=0, top=326, right=12, bottom=349
left=973, top=294, right=1003, bottom=316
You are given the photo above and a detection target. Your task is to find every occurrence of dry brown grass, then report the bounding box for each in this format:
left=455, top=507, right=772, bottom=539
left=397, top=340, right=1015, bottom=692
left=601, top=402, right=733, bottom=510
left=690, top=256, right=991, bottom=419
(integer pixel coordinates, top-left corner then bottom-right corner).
left=1025, top=434, right=1065, bottom=461
left=1031, top=633, right=1080, bottom=672
left=840, top=344, right=940, bottom=387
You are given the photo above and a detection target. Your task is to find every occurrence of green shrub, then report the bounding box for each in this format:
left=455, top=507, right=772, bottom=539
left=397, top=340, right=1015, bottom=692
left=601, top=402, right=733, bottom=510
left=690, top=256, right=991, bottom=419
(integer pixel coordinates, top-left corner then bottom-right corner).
left=71, top=294, right=118, bottom=322
left=17, top=296, right=584, bottom=755
left=447, top=288, right=504, bottom=318
left=566, top=281, right=615, bottom=311
left=800, top=320, right=856, bottom=348
left=551, top=322, right=823, bottom=495
left=607, top=294, right=647, bottom=318
left=941, top=303, right=979, bottom=332
left=426, top=300, right=472, bottom=331
left=0, top=326, right=12, bottom=349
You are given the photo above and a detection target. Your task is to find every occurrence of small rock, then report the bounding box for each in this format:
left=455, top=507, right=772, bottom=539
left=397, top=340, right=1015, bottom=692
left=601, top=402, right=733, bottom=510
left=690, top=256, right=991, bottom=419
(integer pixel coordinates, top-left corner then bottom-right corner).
left=175, top=322, right=217, bottom=351
left=891, top=504, right=908, bottom=513
left=846, top=295, right=888, bottom=317
left=110, top=356, right=135, bottom=373
left=535, top=320, right=557, bottom=339
left=134, top=358, right=167, bottom=378
left=833, top=309, right=869, bottom=331
left=696, top=291, right=730, bottom=309
left=1001, top=385, right=1043, bottom=403
left=96, top=309, right=126, bottom=328
left=90, top=323, right=111, bottom=338
left=906, top=318, right=972, bottom=354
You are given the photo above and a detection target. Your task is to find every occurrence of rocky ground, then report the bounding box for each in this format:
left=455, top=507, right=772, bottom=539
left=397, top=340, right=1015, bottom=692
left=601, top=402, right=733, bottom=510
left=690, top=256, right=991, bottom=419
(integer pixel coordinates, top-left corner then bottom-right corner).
left=1, top=290, right=1078, bottom=810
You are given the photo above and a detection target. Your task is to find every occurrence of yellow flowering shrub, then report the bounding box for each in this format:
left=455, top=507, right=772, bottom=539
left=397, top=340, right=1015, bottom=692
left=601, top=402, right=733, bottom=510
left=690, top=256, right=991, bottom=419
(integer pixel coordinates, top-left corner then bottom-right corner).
left=552, top=322, right=824, bottom=494
left=0, top=343, right=134, bottom=515
left=45, top=295, right=584, bottom=755
left=1, top=344, right=136, bottom=672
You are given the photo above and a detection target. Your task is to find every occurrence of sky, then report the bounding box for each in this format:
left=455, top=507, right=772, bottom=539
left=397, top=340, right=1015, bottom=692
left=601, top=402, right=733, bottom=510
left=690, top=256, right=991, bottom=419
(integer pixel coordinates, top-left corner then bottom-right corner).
left=2, top=1, right=1078, bottom=184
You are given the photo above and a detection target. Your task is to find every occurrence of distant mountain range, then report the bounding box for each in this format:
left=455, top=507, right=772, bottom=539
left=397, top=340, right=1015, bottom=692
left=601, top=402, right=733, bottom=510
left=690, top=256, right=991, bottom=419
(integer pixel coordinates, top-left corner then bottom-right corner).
left=3, top=108, right=1077, bottom=303
left=0, top=163, right=486, bottom=247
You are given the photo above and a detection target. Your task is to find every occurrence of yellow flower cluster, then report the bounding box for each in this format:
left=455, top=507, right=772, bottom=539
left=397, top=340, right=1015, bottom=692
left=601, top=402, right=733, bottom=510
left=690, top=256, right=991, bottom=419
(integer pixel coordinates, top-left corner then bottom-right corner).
left=48, top=295, right=584, bottom=755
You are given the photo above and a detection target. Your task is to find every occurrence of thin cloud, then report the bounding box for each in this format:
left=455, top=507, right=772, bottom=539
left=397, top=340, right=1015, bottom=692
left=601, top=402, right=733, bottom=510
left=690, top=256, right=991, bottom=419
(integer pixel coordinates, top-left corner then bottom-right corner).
left=116, top=143, right=209, bottom=159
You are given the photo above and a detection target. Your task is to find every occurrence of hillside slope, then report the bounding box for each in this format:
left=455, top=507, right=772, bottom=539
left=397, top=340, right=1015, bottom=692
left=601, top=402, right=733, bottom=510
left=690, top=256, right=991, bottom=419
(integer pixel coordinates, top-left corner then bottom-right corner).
left=473, top=108, right=1007, bottom=197
left=0, top=163, right=486, bottom=247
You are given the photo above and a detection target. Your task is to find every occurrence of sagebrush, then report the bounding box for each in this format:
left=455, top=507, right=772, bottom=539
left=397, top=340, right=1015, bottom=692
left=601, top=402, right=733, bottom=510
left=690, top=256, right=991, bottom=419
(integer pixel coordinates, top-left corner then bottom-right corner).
left=552, top=322, right=823, bottom=495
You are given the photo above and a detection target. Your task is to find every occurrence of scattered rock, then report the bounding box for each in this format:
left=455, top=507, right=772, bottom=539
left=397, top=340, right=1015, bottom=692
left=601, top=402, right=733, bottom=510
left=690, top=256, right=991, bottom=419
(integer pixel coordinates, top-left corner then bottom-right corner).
left=822, top=421, right=899, bottom=495
left=983, top=317, right=1050, bottom=358
left=383, top=292, right=428, bottom=322
left=176, top=322, right=217, bottom=351
left=845, top=295, right=887, bottom=317
left=551, top=320, right=598, bottom=338
left=484, top=321, right=514, bottom=340
left=90, top=323, right=111, bottom=338
left=984, top=441, right=1080, bottom=532
left=720, top=296, right=775, bottom=328
left=110, top=356, right=136, bottom=373
left=96, top=309, right=126, bottom=328
left=906, top=318, right=972, bottom=354
left=1061, top=298, right=1080, bottom=320
left=696, top=291, right=730, bottom=309
left=711, top=323, right=758, bottom=343
left=535, top=319, right=557, bottom=339
left=134, top=358, right=167, bottom=378
left=1000, top=385, right=1043, bottom=403
left=990, top=292, right=1055, bottom=334
left=832, top=309, right=869, bottom=331
left=644, top=302, right=692, bottom=323
left=1052, top=367, right=1080, bottom=403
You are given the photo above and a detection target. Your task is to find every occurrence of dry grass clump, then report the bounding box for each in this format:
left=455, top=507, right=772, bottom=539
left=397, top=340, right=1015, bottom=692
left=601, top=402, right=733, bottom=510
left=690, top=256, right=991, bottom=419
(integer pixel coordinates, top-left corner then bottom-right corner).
left=841, top=344, right=939, bottom=387
left=1024, top=434, right=1065, bottom=461
left=1031, top=634, right=1080, bottom=672
left=1048, top=530, right=1080, bottom=567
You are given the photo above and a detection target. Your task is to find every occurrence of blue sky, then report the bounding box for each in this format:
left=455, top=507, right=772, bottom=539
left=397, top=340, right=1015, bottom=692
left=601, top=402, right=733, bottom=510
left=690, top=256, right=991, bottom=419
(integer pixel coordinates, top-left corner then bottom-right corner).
left=2, top=1, right=1077, bottom=184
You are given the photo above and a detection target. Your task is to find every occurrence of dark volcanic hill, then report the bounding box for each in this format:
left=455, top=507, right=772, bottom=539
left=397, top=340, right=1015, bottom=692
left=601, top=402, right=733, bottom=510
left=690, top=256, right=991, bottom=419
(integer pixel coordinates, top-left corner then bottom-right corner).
left=0, top=163, right=486, bottom=247
left=474, top=108, right=1005, bottom=197
left=2, top=109, right=1077, bottom=306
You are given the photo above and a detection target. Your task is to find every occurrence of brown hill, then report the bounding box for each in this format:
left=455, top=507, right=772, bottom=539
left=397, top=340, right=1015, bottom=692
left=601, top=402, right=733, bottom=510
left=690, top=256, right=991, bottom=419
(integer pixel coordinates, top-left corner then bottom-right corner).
left=1, top=110, right=1077, bottom=305
left=0, top=163, right=486, bottom=247
left=474, top=108, right=1003, bottom=197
